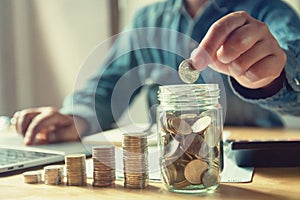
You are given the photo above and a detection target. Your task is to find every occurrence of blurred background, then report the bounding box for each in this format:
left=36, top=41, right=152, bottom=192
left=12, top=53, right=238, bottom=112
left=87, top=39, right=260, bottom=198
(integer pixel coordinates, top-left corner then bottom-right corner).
left=0, top=0, right=299, bottom=127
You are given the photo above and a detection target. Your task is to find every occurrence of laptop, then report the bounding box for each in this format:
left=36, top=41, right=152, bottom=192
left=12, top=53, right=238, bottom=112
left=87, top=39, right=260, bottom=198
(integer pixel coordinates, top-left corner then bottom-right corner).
left=0, top=128, right=91, bottom=174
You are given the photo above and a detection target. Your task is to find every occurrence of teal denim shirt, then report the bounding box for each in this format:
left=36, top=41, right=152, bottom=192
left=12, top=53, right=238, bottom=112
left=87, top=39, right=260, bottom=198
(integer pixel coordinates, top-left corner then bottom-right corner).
left=61, top=0, right=300, bottom=135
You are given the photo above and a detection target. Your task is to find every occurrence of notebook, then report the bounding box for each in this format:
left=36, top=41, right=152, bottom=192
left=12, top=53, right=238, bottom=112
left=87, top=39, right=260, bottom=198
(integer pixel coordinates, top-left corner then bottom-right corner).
left=224, top=128, right=300, bottom=167
left=0, top=128, right=91, bottom=174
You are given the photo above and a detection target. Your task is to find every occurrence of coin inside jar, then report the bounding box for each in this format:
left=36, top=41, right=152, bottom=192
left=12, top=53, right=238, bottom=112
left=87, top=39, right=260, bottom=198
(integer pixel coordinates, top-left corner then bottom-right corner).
left=191, top=116, right=212, bottom=134
left=170, top=118, right=192, bottom=135
left=201, top=169, right=219, bottom=188
left=164, top=138, right=180, bottom=158
left=184, top=159, right=208, bottom=184
left=178, top=59, right=200, bottom=84
left=181, top=134, right=203, bottom=155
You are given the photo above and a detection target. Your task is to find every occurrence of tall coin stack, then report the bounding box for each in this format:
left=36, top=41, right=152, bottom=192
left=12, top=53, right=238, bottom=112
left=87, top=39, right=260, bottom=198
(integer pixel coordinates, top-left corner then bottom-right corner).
left=122, top=133, right=149, bottom=189
left=65, top=154, right=87, bottom=186
left=44, top=165, right=64, bottom=185
left=92, top=145, right=116, bottom=187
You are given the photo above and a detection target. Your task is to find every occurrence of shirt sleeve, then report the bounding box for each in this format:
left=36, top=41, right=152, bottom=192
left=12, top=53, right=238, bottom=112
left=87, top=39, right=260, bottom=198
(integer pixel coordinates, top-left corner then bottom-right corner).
left=60, top=23, right=143, bottom=135
left=228, top=0, right=300, bottom=116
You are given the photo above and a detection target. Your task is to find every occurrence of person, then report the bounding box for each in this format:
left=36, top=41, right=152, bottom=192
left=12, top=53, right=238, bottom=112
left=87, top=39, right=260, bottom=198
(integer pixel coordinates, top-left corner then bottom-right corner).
left=13, top=0, right=300, bottom=145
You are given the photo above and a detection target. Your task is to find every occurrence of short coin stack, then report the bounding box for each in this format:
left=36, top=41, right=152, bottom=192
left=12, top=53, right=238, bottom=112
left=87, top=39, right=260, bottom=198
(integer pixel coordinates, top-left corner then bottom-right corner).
left=44, top=165, right=64, bottom=185
left=123, top=133, right=149, bottom=189
left=65, top=154, right=87, bottom=186
left=23, top=171, right=42, bottom=184
left=92, top=145, right=116, bottom=187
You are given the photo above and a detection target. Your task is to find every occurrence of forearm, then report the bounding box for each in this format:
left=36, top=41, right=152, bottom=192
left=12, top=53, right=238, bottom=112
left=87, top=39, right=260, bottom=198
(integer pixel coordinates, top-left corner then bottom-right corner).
left=72, top=115, right=89, bottom=138
left=229, top=69, right=300, bottom=116
left=228, top=2, right=300, bottom=116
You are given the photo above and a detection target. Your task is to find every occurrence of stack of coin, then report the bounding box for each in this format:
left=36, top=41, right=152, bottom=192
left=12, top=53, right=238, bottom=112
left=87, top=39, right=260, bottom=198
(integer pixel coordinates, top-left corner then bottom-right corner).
left=92, top=145, right=116, bottom=187
left=65, top=154, right=87, bottom=186
left=122, top=133, right=149, bottom=189
left=23, top=171, right=42, bottom=184
left=44, top=165, right=64, bottom=185
left=159, top=111, right=221, bottom=190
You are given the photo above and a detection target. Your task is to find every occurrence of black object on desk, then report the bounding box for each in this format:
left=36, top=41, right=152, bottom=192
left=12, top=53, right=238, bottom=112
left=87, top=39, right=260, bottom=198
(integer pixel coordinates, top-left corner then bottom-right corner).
left=229, top=140, right=300, bottom=167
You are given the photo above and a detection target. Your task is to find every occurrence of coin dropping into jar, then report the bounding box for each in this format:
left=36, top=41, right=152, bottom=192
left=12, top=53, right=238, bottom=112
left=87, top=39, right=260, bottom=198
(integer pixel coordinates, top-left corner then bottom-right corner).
left=178, top=59, right=200, bottom=84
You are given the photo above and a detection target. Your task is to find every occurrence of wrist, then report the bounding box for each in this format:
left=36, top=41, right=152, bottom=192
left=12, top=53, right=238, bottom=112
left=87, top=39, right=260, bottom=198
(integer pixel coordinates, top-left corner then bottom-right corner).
left=230, top=69, right=286, bottom=99
left=72, top=116, right=89, bottom=137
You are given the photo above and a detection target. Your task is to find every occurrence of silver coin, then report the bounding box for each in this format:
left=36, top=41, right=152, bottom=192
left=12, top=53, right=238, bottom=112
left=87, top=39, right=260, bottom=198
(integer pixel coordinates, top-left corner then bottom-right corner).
left=201, top=169, right=219, bottom=188
left=178, top=59, right=200, bottom=84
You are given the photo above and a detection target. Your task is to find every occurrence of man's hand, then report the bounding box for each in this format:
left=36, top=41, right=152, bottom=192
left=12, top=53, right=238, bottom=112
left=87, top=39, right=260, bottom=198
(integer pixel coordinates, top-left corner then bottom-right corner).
left=191, top=11, right=286, bottom=89
left=13, top=107, right=86, bottom=145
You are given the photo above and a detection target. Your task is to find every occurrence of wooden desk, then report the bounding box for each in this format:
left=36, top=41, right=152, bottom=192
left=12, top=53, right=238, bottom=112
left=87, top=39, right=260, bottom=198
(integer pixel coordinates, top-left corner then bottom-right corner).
left=1, top=128, right=300, bottom=200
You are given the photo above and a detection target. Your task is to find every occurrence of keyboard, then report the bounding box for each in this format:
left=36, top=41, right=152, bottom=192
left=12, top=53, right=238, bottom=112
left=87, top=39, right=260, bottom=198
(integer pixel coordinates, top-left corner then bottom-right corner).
left=0, top=147, right=64, bottom=173
left=0, top=148, right=59, bottom=166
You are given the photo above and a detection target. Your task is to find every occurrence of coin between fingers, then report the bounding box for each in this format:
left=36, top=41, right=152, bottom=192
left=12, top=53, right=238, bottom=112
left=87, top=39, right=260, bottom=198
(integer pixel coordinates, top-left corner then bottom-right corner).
left=178, top=59, right=200, bottom=84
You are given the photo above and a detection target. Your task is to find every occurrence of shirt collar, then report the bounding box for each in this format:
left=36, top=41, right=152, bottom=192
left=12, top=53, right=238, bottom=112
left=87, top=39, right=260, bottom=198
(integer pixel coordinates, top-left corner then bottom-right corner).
left=168, top=0, right=222, bottom=20
left=174, top=0, right=232, bottom=8
left=166, top=0, right=183, bottom=13
left=167, top=0, right=227, bottom=13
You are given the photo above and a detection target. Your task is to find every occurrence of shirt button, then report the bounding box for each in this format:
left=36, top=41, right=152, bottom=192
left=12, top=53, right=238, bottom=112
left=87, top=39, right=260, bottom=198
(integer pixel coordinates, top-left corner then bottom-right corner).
left=294, top=72, right=300, bottom=86
left=294, top=78, right=300, bottom=86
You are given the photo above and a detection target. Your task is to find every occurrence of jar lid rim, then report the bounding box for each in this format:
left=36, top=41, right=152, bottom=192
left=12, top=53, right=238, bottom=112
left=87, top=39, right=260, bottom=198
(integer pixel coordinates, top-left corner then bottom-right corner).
left=159, top=84, right=219, bottom=89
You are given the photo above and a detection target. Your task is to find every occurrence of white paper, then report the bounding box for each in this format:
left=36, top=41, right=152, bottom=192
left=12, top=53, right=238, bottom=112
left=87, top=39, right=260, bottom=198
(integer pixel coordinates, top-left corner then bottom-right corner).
left=220, top=151, right=254, bottom=183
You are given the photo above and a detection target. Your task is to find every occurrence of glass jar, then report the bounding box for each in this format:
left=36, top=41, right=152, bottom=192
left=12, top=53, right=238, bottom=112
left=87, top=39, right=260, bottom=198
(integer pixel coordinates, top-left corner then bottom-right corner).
left=157, top=84, right=223, bottom=194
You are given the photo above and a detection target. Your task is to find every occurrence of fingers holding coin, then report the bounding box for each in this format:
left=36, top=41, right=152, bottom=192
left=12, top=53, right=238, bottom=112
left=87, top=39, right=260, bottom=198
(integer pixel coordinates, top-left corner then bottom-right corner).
left=189, top=11, right=286, bottom=89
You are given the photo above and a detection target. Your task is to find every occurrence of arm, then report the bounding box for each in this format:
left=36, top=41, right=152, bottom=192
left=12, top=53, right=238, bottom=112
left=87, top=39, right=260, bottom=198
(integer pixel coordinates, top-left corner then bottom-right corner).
left=190, top=2, right=300, bottom=116
left=60, top=27, right=143, bottom=136
left=15, top=36, right=143, bottom=145
left=15, top=4, right=167, bottom=145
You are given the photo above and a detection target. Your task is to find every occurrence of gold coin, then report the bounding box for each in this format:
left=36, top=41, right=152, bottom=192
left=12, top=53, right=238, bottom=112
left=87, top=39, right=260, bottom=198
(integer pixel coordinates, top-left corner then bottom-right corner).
left=184, top=159, right=208, bottom=184
left=161, top=162, right=177, bottom=186
left=44, top=165, right=64, bottom=185
left=65, top=154, right=86, bottom=186
left=65, top=154, right=85, bottom=159
left=173, top=179, right=190, bottom=189
left=174, top=163, right=186, bottom=184
left=92, top=145, right=116, bottom=187
left=170, top=118, right=192, bottom=135
left=122, top=133, right=149, bottom=189
left=181, top=133, right=204, bottom=155
left=23, top=171, right=42, bottom=184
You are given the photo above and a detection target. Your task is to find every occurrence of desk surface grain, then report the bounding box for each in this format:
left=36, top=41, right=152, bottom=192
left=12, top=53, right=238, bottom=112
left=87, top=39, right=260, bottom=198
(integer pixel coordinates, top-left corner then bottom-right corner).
left=0, top=128, right=300, bottom=200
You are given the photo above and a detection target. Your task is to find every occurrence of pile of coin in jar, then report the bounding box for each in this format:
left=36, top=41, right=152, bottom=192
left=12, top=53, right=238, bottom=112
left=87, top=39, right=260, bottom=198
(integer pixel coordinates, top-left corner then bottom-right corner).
left=92, top=145, right=116, bottom=187
left=122, top=133, right=149, bottom=189
left=159, top=112, right=222, bottom=191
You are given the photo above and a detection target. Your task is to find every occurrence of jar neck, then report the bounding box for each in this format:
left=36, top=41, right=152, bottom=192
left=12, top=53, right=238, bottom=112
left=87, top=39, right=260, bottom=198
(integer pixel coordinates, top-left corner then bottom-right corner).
left=158, top=84, right=220, bottom=109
